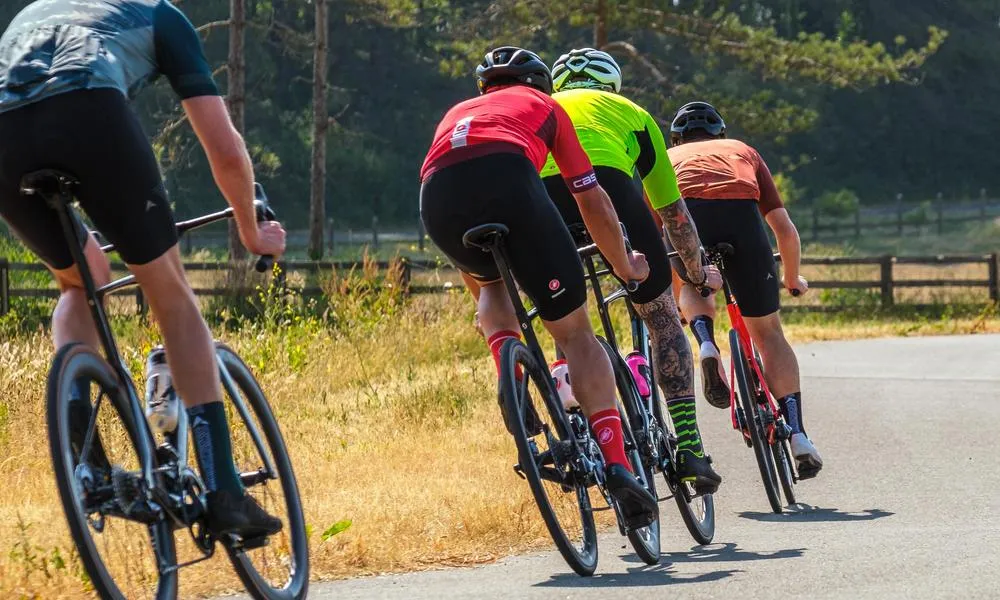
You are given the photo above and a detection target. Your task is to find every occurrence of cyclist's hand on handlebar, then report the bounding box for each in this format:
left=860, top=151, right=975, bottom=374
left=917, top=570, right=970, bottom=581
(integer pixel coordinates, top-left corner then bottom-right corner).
left=615, top=250, right=650, bottom=284
left=701, top=265, right=723, bottom=292
left=243, top=220, right=286, bottom=257
left=784, top=274, right=809, bottom=296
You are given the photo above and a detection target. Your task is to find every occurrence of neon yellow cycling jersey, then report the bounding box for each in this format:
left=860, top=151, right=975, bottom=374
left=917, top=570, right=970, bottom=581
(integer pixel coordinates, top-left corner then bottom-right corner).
left=540, top=88, right=680, bottom=209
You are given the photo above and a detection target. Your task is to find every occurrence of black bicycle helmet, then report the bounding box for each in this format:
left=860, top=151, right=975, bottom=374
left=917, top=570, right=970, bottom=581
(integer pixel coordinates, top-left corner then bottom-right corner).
left=476, top=46, right=553, bottom=95
left=669, top=101, right=726, bottom=146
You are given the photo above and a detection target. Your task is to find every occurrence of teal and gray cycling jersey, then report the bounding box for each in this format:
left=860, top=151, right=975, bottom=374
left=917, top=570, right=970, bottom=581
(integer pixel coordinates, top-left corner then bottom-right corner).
left=0, top=0, right=218, bottom=114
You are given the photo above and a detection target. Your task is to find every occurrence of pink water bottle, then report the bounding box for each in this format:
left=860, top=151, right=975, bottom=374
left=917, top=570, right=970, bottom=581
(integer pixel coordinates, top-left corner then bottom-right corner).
left=625, top=352, right=653, bottom=399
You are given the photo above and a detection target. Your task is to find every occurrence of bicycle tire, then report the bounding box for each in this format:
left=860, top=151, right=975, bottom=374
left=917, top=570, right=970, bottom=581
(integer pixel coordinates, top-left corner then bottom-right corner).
left=216, top=343, right=309, bottom=600
left=47, top=343, right=178, bottom=600
left=774, top=440, right=797, bottom=506
left=754, top=352, right=797, bottom=507
left=596, top=338, right=660, bottom=565
left=500, top=339, right=599, bottom=576
left=729, top=329, right=783, bottom=514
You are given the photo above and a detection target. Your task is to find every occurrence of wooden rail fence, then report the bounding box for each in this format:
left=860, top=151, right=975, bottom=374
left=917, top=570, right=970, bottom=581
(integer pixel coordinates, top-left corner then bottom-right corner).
left=0, top=254, right=997, bottom=316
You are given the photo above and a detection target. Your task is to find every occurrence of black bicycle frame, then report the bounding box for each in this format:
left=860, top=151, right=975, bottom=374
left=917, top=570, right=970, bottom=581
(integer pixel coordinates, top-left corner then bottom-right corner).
left=41, top=179, right=235, bottom=490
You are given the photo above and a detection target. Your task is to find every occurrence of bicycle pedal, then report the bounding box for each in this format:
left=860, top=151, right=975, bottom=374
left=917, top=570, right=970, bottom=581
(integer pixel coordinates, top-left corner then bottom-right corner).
left=512, top=464, right=526, bottom=480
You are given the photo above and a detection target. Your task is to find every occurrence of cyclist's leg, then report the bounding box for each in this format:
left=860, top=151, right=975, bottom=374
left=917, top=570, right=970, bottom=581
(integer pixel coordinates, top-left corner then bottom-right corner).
left=720, top=201, right=823, bottom=474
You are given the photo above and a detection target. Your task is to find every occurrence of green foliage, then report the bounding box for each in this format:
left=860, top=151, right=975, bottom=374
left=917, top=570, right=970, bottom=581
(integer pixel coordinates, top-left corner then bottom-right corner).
left=321, top=519, right=353, bottom=541
left=816, top=188, right=860, bottom=217
left=772, top=172, right=802, bottom=207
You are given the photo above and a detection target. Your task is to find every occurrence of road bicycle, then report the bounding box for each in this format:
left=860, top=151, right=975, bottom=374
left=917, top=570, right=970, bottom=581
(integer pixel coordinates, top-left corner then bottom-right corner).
left=571, top=225, right=715, bottom=565
left=463, top=222, right=664, bottom=576
left=22, top=169, right=308, bottom=599
left=698, top=243, right=800, bottom=513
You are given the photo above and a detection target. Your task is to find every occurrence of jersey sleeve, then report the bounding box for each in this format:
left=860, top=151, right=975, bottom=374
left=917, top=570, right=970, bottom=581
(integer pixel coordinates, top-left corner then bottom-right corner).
left=549, top=101, right=598, bottom=192
left=153, top=1, right=220, bottom=99
left=635, top=108, right=681, bottom=210
left=753, top=149, right=785, bottom=215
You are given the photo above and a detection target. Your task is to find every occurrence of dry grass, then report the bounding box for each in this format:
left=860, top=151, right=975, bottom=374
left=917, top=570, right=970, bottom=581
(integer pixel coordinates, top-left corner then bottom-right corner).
left=0, top=288, right=997, bottom=598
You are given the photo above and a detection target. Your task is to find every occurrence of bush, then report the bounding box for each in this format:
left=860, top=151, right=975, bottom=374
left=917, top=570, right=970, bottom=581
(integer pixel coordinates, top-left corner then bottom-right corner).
left=815, top=188, right=860, bottom=218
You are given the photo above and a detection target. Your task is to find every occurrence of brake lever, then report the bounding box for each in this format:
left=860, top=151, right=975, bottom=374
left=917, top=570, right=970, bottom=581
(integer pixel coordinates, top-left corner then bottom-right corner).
left=253, top=183, right=276, bottom=273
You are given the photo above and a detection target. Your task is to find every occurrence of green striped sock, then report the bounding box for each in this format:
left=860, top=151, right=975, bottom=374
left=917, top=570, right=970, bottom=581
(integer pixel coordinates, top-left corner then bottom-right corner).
left=667, top=396, right=704, bottom=456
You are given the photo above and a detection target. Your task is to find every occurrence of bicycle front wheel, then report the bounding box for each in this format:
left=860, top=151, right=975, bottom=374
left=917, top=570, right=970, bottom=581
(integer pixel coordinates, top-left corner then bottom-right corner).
left=47, top=343, right=178, bottom=600
left=597, top=338, right=660, bottom=565
left=216, top=343, right=309, bottom=600
left=729, top=329, right=782, bottom=513
left=500, top=339, right=599, bottom=576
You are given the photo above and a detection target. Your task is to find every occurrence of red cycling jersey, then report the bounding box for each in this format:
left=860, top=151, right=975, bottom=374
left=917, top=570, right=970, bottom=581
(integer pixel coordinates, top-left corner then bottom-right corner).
left=420, top=85, right=598, bottom=192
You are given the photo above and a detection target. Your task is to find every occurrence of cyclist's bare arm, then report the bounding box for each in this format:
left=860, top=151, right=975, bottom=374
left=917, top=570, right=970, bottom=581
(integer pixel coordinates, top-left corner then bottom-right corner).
left=765, top=208, right=807, bottom=293
left=182, top=96, right=284, bottom=256
left=656, top=200, right=707, bottom=284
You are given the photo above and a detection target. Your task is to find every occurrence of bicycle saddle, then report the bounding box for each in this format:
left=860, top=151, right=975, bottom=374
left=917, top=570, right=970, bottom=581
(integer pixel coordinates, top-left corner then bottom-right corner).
left=706, top=242, right=735, bottom=258
left=462, top=223, right=509, bottom=250
left=20, top=169, right=80, bottom=205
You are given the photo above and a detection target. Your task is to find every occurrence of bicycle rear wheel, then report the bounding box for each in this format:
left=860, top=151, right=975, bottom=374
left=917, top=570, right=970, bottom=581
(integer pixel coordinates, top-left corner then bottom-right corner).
left=216, top=343, right=309, bottom=600
left=47, top=343, right=177, bottom=600
left=729, top=329, right=783, bottom=513
left=597, top=338, right=660, bottom=565
left=500, top=339, right=598, bottom=576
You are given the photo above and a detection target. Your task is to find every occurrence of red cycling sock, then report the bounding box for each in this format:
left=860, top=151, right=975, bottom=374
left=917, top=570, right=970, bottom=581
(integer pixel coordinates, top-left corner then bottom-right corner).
left=589, top=408, right=631, bottom=472
left=487, top=330, right=521, bottom=377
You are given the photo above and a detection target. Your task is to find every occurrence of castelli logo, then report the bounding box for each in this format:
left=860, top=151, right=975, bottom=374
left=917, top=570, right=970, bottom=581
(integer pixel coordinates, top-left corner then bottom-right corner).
left=548, top=279, right=560, bottom=291
left=598, top=427, right=614, bottom=444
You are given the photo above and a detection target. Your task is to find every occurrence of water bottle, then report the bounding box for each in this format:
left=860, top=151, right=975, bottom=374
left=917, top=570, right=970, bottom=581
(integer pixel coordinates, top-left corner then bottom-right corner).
left=550, top=360, right=579, bottom=411
left=144, top=346, right=179, bottom=434
left=625, top=352, right=653, bottom=400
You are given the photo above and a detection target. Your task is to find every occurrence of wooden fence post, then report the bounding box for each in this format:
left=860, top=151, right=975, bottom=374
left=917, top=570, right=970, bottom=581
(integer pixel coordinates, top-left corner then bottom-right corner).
left=989, top=253, right=999, bottom=303
left=0, top=258, right=8, bottom=316
left=880, top=255, right=895, bottom=307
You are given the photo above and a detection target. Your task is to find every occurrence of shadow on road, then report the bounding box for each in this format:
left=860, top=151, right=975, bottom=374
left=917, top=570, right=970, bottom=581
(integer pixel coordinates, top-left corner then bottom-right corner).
left=534, top=563, right=740, bottom=588
left=739, top=505, right=894, bottom=523
left=655, top=542, right=806, bottom=564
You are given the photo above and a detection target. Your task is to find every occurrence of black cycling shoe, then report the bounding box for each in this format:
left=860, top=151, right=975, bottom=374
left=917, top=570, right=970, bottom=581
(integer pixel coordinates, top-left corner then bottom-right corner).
left=605, top=463, right=658, bottom=530
left=675, top=450, right=722, bottom=494
left=497, top=388, right=544, bottom=437
left=206, top=490, right=283, bottom=538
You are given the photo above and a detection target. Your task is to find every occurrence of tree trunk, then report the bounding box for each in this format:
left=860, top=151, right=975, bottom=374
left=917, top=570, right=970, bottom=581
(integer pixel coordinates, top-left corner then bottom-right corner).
left=227, top=0, right=248, bottom=260
left=593, top=0, right=609, bottom=48
left=308, top=0, right=329, bottom=260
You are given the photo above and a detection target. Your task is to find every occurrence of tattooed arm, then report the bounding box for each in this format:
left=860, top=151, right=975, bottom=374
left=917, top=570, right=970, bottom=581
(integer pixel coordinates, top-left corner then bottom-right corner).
left=657, top=199, right=707, bottom=285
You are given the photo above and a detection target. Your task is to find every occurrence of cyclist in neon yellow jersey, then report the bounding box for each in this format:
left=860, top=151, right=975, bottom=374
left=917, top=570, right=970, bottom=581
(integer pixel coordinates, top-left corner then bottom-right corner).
left=540, top=48, right=724, bottom=492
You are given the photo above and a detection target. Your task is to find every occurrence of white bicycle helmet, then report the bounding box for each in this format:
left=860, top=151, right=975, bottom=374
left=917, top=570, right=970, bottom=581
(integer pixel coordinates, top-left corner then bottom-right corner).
left=552, top=48, right=623, bottom=93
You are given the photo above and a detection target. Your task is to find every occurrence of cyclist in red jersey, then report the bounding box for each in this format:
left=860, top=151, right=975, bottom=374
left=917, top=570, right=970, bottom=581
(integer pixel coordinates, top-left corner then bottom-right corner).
left=664, top=101, right=823, bottom=478
left=420, top=47, right=658, bottom=528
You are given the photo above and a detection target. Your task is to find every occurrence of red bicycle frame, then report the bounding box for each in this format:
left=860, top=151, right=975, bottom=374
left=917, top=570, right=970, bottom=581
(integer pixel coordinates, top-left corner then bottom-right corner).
left=714, top=259, right=783, bottom=445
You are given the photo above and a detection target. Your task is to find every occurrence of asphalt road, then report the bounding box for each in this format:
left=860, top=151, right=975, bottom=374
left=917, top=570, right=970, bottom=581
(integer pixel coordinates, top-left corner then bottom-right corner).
left=234, top=334, right=1000, bottom=599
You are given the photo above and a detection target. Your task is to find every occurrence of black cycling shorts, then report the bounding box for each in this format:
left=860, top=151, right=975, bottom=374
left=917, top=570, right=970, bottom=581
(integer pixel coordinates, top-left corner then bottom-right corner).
left=668, top=198, right=779, bottom=318
left=0, top=89, right=178, bottom=269
left=543, top=166, right=672, bottom=305
left=420, top=152, right=586, bottom=322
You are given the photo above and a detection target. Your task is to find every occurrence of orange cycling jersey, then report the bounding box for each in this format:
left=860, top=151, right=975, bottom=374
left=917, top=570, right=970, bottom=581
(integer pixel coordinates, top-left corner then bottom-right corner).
left=666, top=138, right=783, bottom=215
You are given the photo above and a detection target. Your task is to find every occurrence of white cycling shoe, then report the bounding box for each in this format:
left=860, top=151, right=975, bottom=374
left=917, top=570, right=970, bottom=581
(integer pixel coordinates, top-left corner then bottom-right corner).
left=790, top=432, right=823, bottom=479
